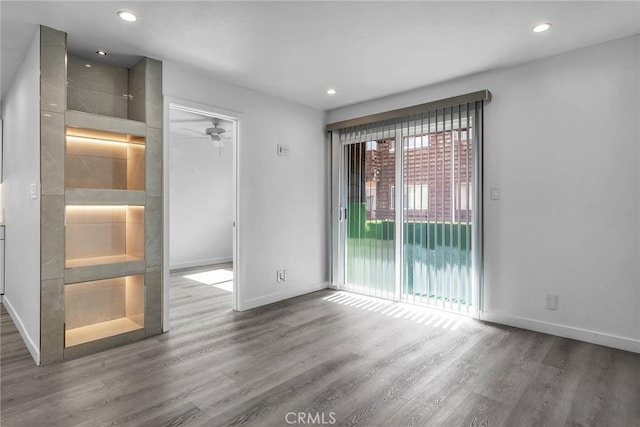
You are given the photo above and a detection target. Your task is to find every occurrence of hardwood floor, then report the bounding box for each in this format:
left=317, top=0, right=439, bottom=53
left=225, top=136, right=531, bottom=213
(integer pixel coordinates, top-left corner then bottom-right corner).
left=1, top=264, right=639, bottom=426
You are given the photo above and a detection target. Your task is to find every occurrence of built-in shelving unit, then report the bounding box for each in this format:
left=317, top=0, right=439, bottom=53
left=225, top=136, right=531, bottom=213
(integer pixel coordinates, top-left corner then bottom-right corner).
left=65, top=127, right=145, bottom=191
left=63, top=118, right=148, bottom=347
left=65, top=205, right=144, bottom=268
left=64, top=274, right=144, bottom=347
left=38, top=25, right=163, bottom=363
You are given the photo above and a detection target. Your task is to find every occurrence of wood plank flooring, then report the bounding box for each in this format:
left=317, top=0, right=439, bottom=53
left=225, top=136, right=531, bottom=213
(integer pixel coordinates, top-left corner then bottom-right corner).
left=1, top=264, right=639, bottom=426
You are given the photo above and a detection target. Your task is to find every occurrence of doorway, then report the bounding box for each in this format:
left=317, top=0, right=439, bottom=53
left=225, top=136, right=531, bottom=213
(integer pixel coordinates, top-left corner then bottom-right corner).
left=164, top=101, right=239, bottom=329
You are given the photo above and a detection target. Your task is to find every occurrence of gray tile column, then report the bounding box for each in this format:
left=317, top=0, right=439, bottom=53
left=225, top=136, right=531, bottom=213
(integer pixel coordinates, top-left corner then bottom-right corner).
left=144, top=58, right=163, bottom=336
left=40, top=25, right=67, bottom=364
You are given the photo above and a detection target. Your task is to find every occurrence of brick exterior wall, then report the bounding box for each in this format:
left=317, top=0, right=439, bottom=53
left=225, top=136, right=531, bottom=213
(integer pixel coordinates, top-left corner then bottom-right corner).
left=347, top=131, right=473, bottom=223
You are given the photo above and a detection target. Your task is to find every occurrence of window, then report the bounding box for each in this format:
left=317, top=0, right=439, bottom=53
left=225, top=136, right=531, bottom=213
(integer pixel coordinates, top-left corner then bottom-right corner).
left=403, top=135, right=429, bottom=150
left=406, top=184, right=429, bottom=210
left=455, top=182, right=472, bottom=211
left=365, top=181, right=377, bottom=211
left=454, top=129, right=469, bottom=141
left=391, top=184, right=429, bottom=210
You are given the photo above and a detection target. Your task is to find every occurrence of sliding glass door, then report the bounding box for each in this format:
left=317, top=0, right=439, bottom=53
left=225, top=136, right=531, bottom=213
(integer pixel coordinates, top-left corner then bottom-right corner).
left=401, top=106, right=476, bottom=313
left=331, top=94, right=485, bottom=315
left=341, top=127, right=396, bottom=299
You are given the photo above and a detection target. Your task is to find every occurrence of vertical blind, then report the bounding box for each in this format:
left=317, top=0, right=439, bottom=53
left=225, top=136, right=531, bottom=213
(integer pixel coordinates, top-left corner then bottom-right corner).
left=328, top=90, right=489, bottom=313
left=341, top=120, right=398, bottom=300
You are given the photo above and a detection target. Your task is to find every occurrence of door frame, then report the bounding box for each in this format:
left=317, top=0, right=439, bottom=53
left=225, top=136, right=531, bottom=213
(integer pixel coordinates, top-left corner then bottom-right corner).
left=162, top=96, right=242, bottom=331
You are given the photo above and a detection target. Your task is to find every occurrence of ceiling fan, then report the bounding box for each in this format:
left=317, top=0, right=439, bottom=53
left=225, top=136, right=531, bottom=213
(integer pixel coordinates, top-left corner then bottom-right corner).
left=174, top=117, right=233, bottom=150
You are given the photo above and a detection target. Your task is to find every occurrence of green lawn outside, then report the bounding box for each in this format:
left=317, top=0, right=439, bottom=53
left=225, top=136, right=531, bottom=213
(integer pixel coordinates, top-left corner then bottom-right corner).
left=346, top=207, right=472, bottom=304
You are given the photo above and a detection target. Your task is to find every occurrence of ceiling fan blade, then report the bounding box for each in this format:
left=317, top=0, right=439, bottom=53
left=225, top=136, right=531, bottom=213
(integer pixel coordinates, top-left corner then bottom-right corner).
left=176, top=137, right=210, bottom=141
left=179, top=127, right=207, bottom=136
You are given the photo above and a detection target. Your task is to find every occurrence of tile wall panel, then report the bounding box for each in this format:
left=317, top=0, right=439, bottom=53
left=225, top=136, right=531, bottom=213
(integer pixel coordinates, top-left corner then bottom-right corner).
left=40, top=26, right=67, bottom=363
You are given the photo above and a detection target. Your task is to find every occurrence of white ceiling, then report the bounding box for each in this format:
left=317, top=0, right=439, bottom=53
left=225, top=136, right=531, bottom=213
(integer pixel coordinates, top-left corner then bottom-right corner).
left=2, top=1, right=639, bottom=110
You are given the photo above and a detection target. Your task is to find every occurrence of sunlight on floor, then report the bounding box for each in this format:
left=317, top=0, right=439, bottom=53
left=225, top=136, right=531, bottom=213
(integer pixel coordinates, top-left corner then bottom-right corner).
left=183, top=269, right=233, bottom=293
left=322, top=291, right=472, bottom=331
left=212, top=281, right=233, bottom=292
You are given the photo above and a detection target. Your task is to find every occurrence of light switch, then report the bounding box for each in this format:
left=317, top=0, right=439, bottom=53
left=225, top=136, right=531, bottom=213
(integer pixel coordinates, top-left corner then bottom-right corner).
left=277, top=144, right=290, bottom=157
left=490, top=186, right=500, bottom=200
left=30, top=183, right=38, bottom=200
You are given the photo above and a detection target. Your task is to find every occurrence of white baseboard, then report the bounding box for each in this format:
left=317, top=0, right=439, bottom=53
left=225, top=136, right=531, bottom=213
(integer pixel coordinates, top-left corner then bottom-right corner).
left=2, top=296, right=40, bottom=364
left=170, top=256, right=233, bottom=270
left=238, top=282, right=329, bottom=311
left=480, top=311, right=640, bottom=354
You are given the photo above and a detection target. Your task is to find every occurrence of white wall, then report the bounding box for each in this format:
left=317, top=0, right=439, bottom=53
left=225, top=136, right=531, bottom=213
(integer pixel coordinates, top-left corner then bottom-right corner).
left=163, top=63, right=328, bottom=311
left=328, top=35, right=640, bottom=352
left=169, top=126, right=233, bottom=269
left=0, top=30, right=41, bottom=362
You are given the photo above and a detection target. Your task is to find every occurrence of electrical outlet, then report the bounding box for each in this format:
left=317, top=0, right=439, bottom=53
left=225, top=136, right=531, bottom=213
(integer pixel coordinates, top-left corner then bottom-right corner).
left=546, top=294, right=558, bottom=310
left=283, top=269, right=288, bottom=281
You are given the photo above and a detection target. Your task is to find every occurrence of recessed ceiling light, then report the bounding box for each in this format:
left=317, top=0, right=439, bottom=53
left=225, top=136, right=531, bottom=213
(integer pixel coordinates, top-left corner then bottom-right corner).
left=327, top=89, right=337, bottom=95
left=85, top=64, right=92, bottom=68
left=532, top=23, right=552, bottom=33
left=117, top=11, right=137, bottom=22
left=96, top=50, right=107, bottom=56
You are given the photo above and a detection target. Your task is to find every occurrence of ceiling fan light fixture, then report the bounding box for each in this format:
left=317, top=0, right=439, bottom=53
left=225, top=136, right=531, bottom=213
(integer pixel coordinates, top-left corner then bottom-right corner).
left=117, top=10, right=138, bottom=22
left=206, top=126, right=226, bottom=135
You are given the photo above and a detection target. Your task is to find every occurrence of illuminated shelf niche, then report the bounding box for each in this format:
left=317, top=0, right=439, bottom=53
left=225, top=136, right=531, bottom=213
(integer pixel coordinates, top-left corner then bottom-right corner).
left=65, top=205, right=144, bottom=268
left=65, top=127, right=145, bottom=190
left=65, top=275, right=144, bottom=347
